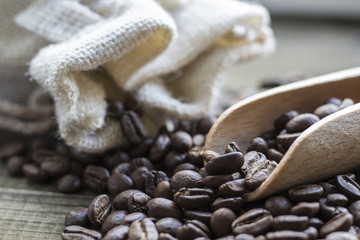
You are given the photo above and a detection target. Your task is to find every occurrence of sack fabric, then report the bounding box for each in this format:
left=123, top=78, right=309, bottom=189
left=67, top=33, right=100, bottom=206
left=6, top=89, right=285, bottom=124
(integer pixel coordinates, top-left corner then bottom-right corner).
left=0, top=0, right=275, bottom=152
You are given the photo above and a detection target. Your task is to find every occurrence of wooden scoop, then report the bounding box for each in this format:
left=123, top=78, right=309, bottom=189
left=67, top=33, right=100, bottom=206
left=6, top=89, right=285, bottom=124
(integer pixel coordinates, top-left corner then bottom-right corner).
left=205, top=67, right=360, bottom=202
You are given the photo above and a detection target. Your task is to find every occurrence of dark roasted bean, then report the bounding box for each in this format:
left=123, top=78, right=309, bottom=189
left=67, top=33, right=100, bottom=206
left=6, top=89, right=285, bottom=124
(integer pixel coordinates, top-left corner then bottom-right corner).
left=103, top=225, right=129, bottom=240
left=65, top=207, right=89, bottom=227
left=276, top=132, right=301, bottom=152
left=245, top=159, right=277, bottom=189
left=31, top=148, right=59, bottom=164
left=83, top=165, right=110, bottom=193
left=339, top=98, right=355, bottom=110
left=147, top=198, right=183, bottom=220
left=242, top=151, right=266, bottom=173
left=267, top=148, right=283, bottom=163
left=232, top=208, right=273, bottom=236
left=211, top=208, right=236, bottom=237
left=154, top=181, right=173, bottom=200
left=202, top=150, right=220, bottom=164
left=185, top=210, right=212, bottom=226
left=159, top=233, right=178, bottom=240
left=6, top=156, right=26, bottom=175
left=113, top=189, right=142, bottom=210
left=156, top=217, right=182, bottom=236
left=348, top=200, right=360, bottom=226
left=203, top=172, right=241, bottom=189
left=41, top=155, right=70, bottom=178
left=235, top=234, right=255, bottom=240
left=69, top=148, right=100, bottom=165
left=107, top=173, right=134, bottom=196
left=211, top=197, right=244, bottom=213
left=174, top=163, right=199, bottom=173
left=219, top=179, right=246, bottom=198
left=265, top=196, right=293, bottom=216
left=103, top=150, right=130, bottom=170
left=57, top=174, right=82, bottom=193
left=205, top=152, right=244, bottom=175
left=335, top=175, right=360, bottom=200
left=319, top=212, right=353, bottom=237
left=309, top=217, right=324, bottom=229
left=62, top=225, right=101, bottom=240
left=288, top=184, right=323, bottom=202
left=326, top=193, right=348, bottom=207
left=265, top=230, right=308, bottom=240
left=272, top=215, right=309, bottom=231
left=0, top=142, right=25, bottom=160
left=319, top=198, right=347, bottom=221
left=225, top=142, right=241, bottom=154
left=197, top=117, right=215, bottom=134
left=192, top=134, right=205, bottom=147
left=326, top=97, right=342, bottom=106
left=318, top=182, right=338, bottom=196
left=124, top=92, right=142, bottom=113
left=106, top=99, right=124, bottom=118
left=130, top=166, right=149, bottom=190
left=165, top=151, right=187, bottom=171
left=314, top=103, right=339, bottom=119
left=174, top=188, right=214, bottom=209
left=247, top=137, right=268, bottom=154
left=187, top=147, right=204, bottom=167
left=304, top=226, right=318, bottom=240
left=127, top=192, right=151, bottom=213
left=22, top=163, right=48, bottom=182
left=274, top=110, right=299, bottom=132
left=128, top=138, right=153, bottom=158
left=88, top=194, right=112, bottom=227
left=149, top=133, right=172, bottom=162
left=285, top=113, right=319, bottom=133
left=129, top=157, right=154, bottom=173
left=101, top=210, right=128, bottom=234
left=120, top=212, right=147, bottom=226
left=145, top=170, right=168, bottom=197
left=325, top=231, right=357, bottom=240
left=171, top=170, right=203, bottom=191
left=112, top=162, right=130, bottom=175
left=171, top=131, right=193, bottom=153
left=290, top=202, right=319, bottom=218
left=120, top=111, right=146, bottom=145
left=176, top=220, right=211, bottom=240
left=129, top=218, right=159, bottom=240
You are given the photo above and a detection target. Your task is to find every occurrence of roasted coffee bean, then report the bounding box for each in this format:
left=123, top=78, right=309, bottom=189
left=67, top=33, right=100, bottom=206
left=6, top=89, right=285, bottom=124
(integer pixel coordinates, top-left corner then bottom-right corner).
left=127, top=192, right=151, bottom=213
left=154, top=181, right=173, bottom=200
left=219, top=179, right=246, bottom=198
left=199, top=167, right=207, bottom=178
left=165, top=151, right=187, bottom=171
left=120, top=111, right=146, bottom=145
left=274, top=110, right=299, bottom=132
left=265, top=230, right=308, bottom=240
left=159, top=233, right=178, bottom=240
left=185, top=210, right=212, bottom=226
left=326, top=97, right=342, bottom=106
left=155, top=217, right=182, bottom=236
left=106, top=99, right=124, bottom=118
left=57, top=174, right=82, bottom=193
left=265, top=196, right=293, bottom=216
left=120, top=212, right=147, bottom=225
left=319, top=212, right=353, bottom=237
left=349, top=200, right=360, bottom=226
left=147, top=198, right=183, bottom=220
left=232, top=208, right=273, bottom=236
left=335, top=175, right=360, bottom=200
left=22, top=163, right=48, bottom=182
left=41, top=156, right=70, bottom=178
left=339, top=98, right=355, bottom=110
left=273, top=215, right=309, bottom=231
left=288, top=184, right=323, bottom=202
left=113, top=189, right=142, bottom=210
left=176, top=220, right=211, bottom=240
left=187, top=146, right=204, bottom=167
left=203, top=172, right=241, bottom=189
left=197, top=116, right=215, bottom=134
left=245, top=159, right=277, bottom=189
left=31, top=148, right=59, bottom=164
left=285, top=113, right=319, bottom=133
left=192, top=134, right=205, bottom=147
left=112, top=162, right=130, bottom=175
left=103, top=150, right=130, bottom=170
left=107, top=173, right=134, bottom=196
left=326, top=193, right=348, bottom=207
left=205, top=152, right=244, bottom=175
left=129, top=157, right=154, bottom=173
left=211, top=208, right=236, bottom=237
left=128, top=138, right=153, bottom=158
left=304, top=226, right=318, bottom=240
left=309, top=217, right=324, bottom=229
left=174, top=187, right=215, bottom=209
left=235, top=234, right=255, bottom=240
left=203, top=150, right=220, bottom=164
left=211, top=197, right=244, bottom=213
left=247, top=137, right=268, bottom=154
left=149, top=133, right=172, bottom=162
left=290, top=202, right=319, bottom=218
left=130, top=167, right=149, bottom=190
left=83, top=165, right=110, bottom=193
left=61, top=225, right=101, bottom=240
left=88, top=194, right=112, bottom=227
left=0, top=142, right=25, bottom=160
left=6, top=156, right=26, bottom=175
left=171, top=131, right=193, bottom=152
left=101, top=210, right=128, bottom=234
left=276, top=132, right=301, bottom=152
left=145, top=170, right=168, bottom=197
left=103, top=225, right=129, bottom=240
left=69, top=148, right=100, bottom=165
left=267, top=148, right=283, bottom=163
left=225, top=142, right=241, bottom=154
left=325, top=231, right=357, bottom=240
left=65, top=207, right=89, bottom=227
left=318, top=182, right=338, bottom=196
left=242, top=151, right=267, bottom=174
left=129, top=218, right=159, bottom=240
left=314, top=103, right=339, bottom=119
left=171, top=170, right=203, bottom=191
left=174, top=163, right=199, bottom=173
left=124, top=92, right=142, bottom=113
left=319, top=198, right=347, bottom=221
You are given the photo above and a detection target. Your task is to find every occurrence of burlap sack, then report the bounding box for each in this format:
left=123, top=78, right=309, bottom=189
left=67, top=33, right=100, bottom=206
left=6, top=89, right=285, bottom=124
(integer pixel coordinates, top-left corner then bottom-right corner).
left=0, top=0, right=275, bottom=152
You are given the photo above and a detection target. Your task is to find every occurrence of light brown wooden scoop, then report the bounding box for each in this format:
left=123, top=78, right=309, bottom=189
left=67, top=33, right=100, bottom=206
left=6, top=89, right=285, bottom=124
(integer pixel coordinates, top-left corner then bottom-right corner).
left=204, top=67, right=360, bottom=202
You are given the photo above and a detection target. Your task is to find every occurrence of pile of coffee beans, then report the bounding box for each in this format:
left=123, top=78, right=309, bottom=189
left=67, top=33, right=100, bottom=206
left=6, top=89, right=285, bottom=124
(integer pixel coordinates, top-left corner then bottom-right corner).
left=2, top=95, right=360, bottom=240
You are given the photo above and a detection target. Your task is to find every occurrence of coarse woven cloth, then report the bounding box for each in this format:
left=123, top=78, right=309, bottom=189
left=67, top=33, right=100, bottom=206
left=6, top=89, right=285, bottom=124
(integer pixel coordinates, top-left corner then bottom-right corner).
left=0, top=0, right=275, bottom=152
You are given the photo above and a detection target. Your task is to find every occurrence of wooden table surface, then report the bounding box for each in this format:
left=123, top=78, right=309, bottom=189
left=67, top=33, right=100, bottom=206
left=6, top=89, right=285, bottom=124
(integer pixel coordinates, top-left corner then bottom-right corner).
left=0, top=18, right=360, bottom=239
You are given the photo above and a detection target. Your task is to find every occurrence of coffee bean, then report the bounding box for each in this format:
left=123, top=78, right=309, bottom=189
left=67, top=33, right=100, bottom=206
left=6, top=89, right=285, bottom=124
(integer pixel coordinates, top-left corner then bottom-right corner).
left=276, top=132, right=301, bottom=152
left=127, top=192, right=151, bottom=213
left=149, top=133, right=172, bottom=162
left=202, top=150, right=220, bottom=164
left=211, top=197, right=244, bottom=213
left=113, top=189, right=142, bottom=210
left=318, top=182, right=338, bottom=196
left=348, top=201, right=360, bottom=226
left=290, top=202, right=319, bottom=218
left=106, top=99, right=124, bottom=118
left=129, top=218, right=159, bottom=240
left=319, top=212, right=353, bottom=237
left=211, top=208, right=236, bottom=237
left=326, top=193, right=348, bottom=207
left=57, top=174, right=82, bottom=193
left=218, top=179, right=246, bottom=198
left=69, top=148, right=100, bottom=165
left=274, top=110, right=299, bottom=132
left=205, top=152, right=244, bottom=175
left=174, top=187, right=215, bottom=209
left=247, top=137, right=268, bottom=154
left=103, top=150, right=130, bottom=170
left=101, top=210, right=128, bottom=234
left=171, top=131, right=193, bottom=153
left=83, top=165, right=110, bottom=193
left=197, top=116, right=215, bottom=134
left=154, top=181, right=173, bottom=200
left=120, top=111, right=146, bottom=145
left=185, top=210, right=212, bottom=226
left=159, top=233, right=178, bottom=240
left=273, top=215, right=309, bottom=231
left=129, top=157, right=154, bottom=173
left=144, top=170, right=168, bottom=197
left=120, top=212, right=147, bottom=225
left=326, top=97, right=342, bottom=106
left=171, top=170, right=203, bottom=191
left=265, top=196, right=293, bottom=216
left=62, top=225, right=101, bottom=240
left=303, top=226, right=318, bottom=240
left=0, top=142, right=25, bottom=161
left=112, top=162, right=130, bottom=175
left=288, top=184, right=323, bottom=202
left=245, top=159, right=277, bottom=189
left=265, top=230, right=308, bottom=240
left=242, top=151, right=266, bottom=174
left=156, top=217, right=182, bottom=236
left=335, top=175, right=360, bottom=200
left=192, top=134, right=205, bottom=147
left=225, top=142, right=241, bottom=154
left=187, top=147, right=204, bottom=167
left=6, top=156, right=26, bottom=175
left=124, top=92, right=142, bottom=113
left=22, top=163, right=48, bottom=182
left=314, top=103, right=339, bottom=119
left=103, top=225, right=129, bottom=240
left=176, top=220, right=211, bottom=240
left=128, top=138, right=153, bottom=158
left=319, top=198, right=346, bottom=221
left=235, top=234, right=255, bottom=240
left=165, top=151, right=187, bottom=171
left=339, top=98, right=355, bottom=110
left=267, top=149, right=283, bottom=163
left=65, top=207, right=89, bottom=227
left=107, top=173, right=134, bottom=196
left=309, top=217, right=324, bottom=229
left=203, top=172, right=241, bottom=189
left=41, top=155, right=70, bottom=178
left=325, top=231, right=357, bottom=240
left=88, top=194, right=112, bottom=227
left=147, top=198, right=183, bottom=220
left=31, top=148, right=59, bottom=165
left=174, top=163, right=199, bottom=173
left=286, top=113, right=319, bottom=133
left=232, top=208, right=273, bottom=236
